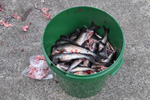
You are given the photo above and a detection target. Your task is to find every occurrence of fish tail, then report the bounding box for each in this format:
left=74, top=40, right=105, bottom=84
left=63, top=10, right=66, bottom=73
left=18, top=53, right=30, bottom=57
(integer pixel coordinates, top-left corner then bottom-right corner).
left=99, top=45, right=108, bottom=58
left=67, top=64, right=76, bottom=72
left=101, top=26, right=110, bottom=44
left=93, top=54, right=102, bottom=62
left=67, top=67, right=72, bottom=72
left=88, top=56, right=97, bottom=64
left=91, top=21, right=101, bottom=31
left=103, top=25, right=110, bottom=35
left=99, top=52, right=108, bottom=59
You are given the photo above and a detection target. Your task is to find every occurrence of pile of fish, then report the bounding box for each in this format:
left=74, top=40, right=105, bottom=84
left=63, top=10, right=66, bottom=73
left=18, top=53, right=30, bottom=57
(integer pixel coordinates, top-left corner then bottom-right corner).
left=50, top=21, right=116, bottom=75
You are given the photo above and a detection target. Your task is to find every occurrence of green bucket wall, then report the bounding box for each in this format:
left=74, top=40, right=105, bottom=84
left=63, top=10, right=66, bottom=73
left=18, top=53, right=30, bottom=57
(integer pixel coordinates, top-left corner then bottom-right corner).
left=42, top=6, right=125, bottom=98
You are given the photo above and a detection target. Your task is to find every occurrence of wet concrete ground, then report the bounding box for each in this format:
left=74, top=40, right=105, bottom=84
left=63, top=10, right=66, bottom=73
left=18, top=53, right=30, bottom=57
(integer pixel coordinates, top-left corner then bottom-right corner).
left=0, top=0, right=150, bottom=100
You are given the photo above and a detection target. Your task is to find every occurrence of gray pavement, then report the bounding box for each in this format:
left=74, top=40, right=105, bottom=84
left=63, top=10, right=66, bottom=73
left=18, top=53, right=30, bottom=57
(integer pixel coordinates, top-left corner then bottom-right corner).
left=0, top=0, right=150, bottom=100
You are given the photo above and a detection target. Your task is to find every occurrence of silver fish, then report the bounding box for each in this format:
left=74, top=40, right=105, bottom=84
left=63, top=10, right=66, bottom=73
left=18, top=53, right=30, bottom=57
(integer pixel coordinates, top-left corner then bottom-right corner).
left=82, top=38, right=99, bottom=53
left=70, top=28, right=81, bottom=41
left=74, top=29, right=94, bottom=45
left=56, top=63, right=69, bottom=71
left=52, top=43, right=102, bottom=61
left=91, top=64, right=107, bottom=72
left=55, top=40, right=70, bottom=45
left=97, top=26, right=109, bottom=51
left=89, top=37, right=100, bottom=43
left=101, top=50, right=116, bottom=67
left=98, top=42, right=105, bottom=51
left=90, top=42, right=98, bottom=52
left=51, top=53, right=97, bottom=64
left=70, top=66, right=94, bottom=73
left=79, top=59, right=92, bottom=67
left=74, top=22, right=100, bottom=45
left=67, top=59, right=82, bottom=72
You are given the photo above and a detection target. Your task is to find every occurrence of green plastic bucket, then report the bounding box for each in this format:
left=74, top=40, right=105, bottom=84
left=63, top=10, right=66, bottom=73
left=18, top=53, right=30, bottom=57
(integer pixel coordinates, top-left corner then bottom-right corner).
left=42, top=6, right=125, bottom=98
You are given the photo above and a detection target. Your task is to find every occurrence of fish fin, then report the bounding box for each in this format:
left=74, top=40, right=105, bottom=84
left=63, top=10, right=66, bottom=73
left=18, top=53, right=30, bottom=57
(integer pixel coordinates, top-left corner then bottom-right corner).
left=99, top=52, right=108, bottom=59
left=103, top=25, right=110, bottom=35
left=101, top=26, right=110, bottom=44
left=83, top=54, right=97, bottom=64
left=91, top=21, right=101, bottom=31
left=99, top=45, right=108, bottom=58
left=93, top=43, right=99, bottom=53
left=102, top=49, right=116, bottom=67
left=93, top=54, right=102, bottom=62
left=67, top=67, right=72, bottom=72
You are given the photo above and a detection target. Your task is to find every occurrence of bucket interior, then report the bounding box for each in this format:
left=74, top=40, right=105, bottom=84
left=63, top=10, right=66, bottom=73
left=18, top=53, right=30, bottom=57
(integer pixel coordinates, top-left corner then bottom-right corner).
left=42, top=6, right=124, bottom=76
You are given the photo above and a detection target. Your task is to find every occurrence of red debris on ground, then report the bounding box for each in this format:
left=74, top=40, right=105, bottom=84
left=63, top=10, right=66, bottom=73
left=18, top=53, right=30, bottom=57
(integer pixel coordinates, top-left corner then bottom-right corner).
left=0, top=20, right=13, bottom=27
left=27, top=55, right=50, bottom=80
left=28, top=22, right=31, bottom=25
left=4, top=22, right=12, bottom=27
left=0, top=8, right=4, bottom=11
left=55, top=80, right=59, bottom=84
left=41, top=7, right=49, bottom=14
left=41, top=7, right=51, bottom=20
left=22, top=25, right=29, bottom=31
left=35, top=4, right=51, bottom=20
left=23, top=35, right=26, bottom=39
left=12, top=13, right=20, bottom=20
left=21, top=49, right=24, bottom=52
left=42, top=13, right=51, bottom=20
left=0, top=4, right=5, bottom=11
left=0, top=40, right=3, bottom=46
